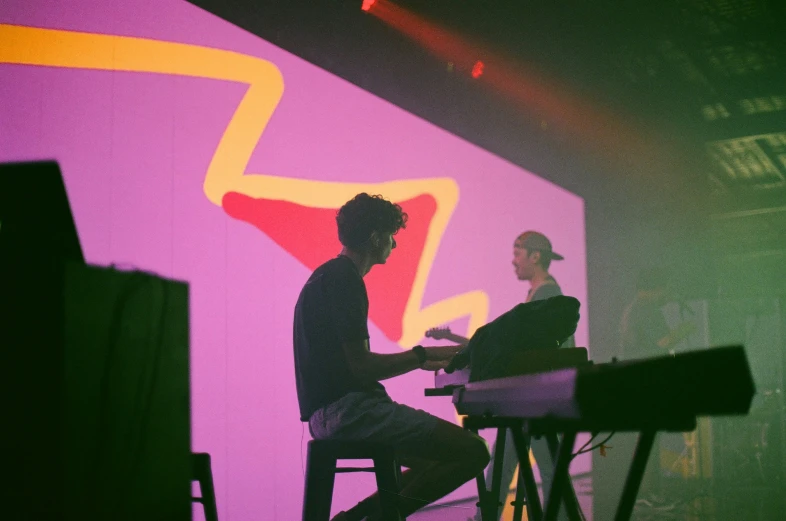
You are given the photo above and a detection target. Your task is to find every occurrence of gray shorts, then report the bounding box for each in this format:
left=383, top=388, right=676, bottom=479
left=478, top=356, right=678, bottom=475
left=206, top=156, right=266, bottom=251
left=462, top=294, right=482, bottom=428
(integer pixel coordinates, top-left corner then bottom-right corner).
left=309, top=389, right=439, bottom=453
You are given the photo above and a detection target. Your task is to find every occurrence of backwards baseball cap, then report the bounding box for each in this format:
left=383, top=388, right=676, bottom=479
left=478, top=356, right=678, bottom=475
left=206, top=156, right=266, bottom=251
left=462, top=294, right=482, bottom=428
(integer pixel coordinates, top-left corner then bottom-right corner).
left=514, top=231, right=564, bottom=261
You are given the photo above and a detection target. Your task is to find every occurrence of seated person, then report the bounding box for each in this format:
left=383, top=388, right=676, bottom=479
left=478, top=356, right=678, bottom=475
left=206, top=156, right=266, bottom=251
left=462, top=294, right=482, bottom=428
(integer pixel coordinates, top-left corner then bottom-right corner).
left=294, top=193, right=490, bottom=521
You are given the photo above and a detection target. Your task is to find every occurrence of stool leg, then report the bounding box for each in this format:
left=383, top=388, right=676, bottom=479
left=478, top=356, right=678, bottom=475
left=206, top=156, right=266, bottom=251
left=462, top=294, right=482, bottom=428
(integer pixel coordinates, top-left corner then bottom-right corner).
left=198, top=454, right=219, bottom=521
left=373, top=453, right=403, bottom=521
left=303, top=443, right=337, bottom=521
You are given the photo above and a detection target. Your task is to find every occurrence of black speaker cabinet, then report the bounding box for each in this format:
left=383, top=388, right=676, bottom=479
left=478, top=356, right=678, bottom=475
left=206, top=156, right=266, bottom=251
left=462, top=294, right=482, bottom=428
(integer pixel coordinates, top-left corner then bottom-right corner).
left=1, top=260, right=191, bottom=521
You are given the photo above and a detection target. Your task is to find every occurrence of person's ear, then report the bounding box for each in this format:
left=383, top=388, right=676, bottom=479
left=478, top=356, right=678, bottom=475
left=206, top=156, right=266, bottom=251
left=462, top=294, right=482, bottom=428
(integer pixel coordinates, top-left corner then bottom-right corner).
left=530, top=250, right=541, bottom=263
left=369, top=231, right=380, bottom=248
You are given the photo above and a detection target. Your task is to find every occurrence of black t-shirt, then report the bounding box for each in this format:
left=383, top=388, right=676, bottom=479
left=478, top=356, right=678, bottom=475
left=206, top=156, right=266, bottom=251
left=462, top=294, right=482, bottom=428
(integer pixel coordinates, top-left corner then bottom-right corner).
left=293, top=255, right=385, bottom=421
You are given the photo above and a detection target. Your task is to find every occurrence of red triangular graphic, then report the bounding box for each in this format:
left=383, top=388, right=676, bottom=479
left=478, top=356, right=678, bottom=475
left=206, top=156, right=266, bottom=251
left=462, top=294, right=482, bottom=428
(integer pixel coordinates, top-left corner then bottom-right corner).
left=222, top=191, right=436, bottom=342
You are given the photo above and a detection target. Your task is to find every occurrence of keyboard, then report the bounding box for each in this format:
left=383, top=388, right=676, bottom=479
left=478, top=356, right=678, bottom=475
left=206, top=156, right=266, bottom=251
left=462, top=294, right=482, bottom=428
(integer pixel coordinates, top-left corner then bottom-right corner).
left=452, top=345, right=754, bottom=431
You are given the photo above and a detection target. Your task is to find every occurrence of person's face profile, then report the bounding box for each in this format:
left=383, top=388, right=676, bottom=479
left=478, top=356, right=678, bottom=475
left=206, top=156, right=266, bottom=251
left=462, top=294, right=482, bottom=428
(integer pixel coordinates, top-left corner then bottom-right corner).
left=512, top=247, right=537, bottom=280
left=372, top=231, right=396, bottom=264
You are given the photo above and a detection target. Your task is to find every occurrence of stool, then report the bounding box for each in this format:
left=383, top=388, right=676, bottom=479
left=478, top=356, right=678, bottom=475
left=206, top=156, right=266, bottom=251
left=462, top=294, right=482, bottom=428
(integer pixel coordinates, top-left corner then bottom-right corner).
left=302, top=440, right=406, bottom=521
left=192, top=452, right=219, bottom=521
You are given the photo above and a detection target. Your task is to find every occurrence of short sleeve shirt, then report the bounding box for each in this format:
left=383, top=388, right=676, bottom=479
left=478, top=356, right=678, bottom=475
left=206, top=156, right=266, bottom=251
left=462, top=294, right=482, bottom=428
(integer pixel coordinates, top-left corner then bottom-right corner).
left=293, top=255, right=385, bottom=421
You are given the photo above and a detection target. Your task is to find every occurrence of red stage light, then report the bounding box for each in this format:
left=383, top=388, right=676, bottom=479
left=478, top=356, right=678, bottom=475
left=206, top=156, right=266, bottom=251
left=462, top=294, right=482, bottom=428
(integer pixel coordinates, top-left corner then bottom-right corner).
left=366, top=1, right=654, bottom=163
left=361, top=0, right=376, bottom=12
left=471, top=60, right=484, bottom=79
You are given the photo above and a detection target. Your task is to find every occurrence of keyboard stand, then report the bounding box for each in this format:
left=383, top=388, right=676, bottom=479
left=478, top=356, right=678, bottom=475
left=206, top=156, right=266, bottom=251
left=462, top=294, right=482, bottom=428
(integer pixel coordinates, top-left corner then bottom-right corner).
left=614, top=429, right=656, bottom=521
left=538, top=426, right=656, bottom=521
left=446, top=345, right=753, bottom=521
left=518, top=417, right=693, bottom=521
left=538, top=429, right=582, bottom=521
left=462, top=417, right=583, bottom=521
left=509, top=426, right=544, bottom=521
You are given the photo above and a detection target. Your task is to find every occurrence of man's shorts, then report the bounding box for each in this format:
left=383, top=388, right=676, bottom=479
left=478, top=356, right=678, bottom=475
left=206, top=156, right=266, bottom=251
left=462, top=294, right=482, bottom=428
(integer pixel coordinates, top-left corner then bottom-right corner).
left=309, top=389, right=439, bottom=453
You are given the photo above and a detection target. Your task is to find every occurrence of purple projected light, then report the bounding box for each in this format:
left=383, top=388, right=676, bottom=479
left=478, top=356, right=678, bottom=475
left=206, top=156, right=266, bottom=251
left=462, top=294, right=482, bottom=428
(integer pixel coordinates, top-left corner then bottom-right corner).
left=0, top=1, right=588, bottom=519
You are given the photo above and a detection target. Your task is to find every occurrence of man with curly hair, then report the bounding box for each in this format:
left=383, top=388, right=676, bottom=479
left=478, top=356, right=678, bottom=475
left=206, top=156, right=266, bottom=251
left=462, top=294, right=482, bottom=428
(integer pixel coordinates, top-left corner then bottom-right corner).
left=294, top=193, right=490, bottom=521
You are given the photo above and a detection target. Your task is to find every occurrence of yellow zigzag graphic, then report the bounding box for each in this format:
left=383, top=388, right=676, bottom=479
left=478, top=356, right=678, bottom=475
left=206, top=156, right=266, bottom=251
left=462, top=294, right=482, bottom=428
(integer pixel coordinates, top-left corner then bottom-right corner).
left=0, top=23, right=489, bottom=346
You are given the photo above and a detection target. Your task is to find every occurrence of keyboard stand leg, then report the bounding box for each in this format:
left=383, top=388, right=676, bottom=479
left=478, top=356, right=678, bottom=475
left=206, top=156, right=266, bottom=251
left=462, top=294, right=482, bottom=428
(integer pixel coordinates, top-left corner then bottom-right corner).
left=510, top=427, right=541, bottom=521
left=543, top=430, right=577, bottom=521
left=545, top=433, right=583, bottom=521
left=484, top=427, right=508, bottom=521
left=511, top=466, right=528, bottom=521
left=474, top=469, right=490, bottom=521
left=471, top=426, right=508, bottom=521
left=614, top=429, right=656, bottom=521
left=467, top=427, right=490, bottom=521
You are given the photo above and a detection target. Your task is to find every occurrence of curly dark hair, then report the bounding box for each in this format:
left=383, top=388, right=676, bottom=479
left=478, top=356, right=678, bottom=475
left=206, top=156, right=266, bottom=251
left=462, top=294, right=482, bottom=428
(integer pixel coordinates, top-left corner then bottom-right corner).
left=336, top=193, right=408, bottom=250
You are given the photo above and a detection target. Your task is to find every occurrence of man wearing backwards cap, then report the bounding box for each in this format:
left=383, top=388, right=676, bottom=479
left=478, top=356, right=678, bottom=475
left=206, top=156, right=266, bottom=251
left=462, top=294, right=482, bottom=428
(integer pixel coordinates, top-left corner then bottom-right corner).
left=512, top=231, right=571, bottom=305
left=471, top=230, right=573, bottom=521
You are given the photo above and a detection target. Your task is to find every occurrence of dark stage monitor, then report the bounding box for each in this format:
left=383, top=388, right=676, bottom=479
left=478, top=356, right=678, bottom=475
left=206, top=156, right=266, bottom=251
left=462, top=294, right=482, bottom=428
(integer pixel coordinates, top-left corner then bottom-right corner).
left=0, top=161, right=84, bottom=263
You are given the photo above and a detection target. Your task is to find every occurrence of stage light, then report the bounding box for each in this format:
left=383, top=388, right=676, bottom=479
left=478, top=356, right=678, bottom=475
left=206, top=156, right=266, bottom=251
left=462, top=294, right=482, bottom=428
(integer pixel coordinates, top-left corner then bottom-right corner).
left=471, top=60, right=484, bottom=79
left=364, top=0, right=654, bottom=163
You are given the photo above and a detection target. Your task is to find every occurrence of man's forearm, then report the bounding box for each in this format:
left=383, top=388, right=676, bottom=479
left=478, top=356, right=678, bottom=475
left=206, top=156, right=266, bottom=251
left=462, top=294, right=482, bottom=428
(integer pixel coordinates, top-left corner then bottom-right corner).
left=343, top=340, right=459, bottom=383
left=355, top=350, right=422, bottom=383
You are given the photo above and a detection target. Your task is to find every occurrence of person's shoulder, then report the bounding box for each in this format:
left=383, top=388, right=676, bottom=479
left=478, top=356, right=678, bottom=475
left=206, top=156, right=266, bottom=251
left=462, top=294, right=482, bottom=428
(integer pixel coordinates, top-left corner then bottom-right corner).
left=534, top=280, right=563, bottom=300
left=303, top=257, right=338, bottom=283
left=313, top=256, right=344, bottom=272
left=315, top=256, right=362, bottom=283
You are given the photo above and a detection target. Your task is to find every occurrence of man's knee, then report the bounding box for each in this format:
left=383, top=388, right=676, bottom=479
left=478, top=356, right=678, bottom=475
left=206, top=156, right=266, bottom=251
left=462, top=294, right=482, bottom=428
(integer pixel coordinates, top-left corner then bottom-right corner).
left=423, top=419, right=490, bottom=472
left=464, top=432, right=491, bottom=472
